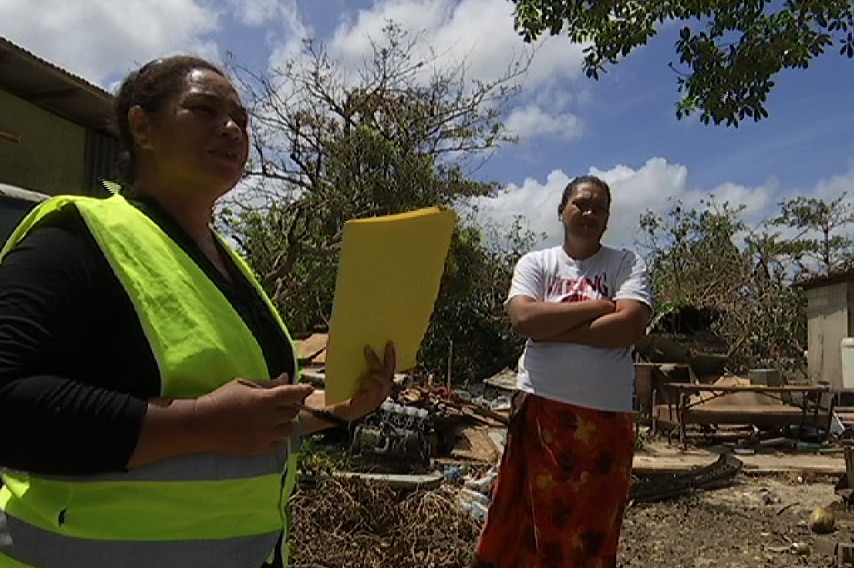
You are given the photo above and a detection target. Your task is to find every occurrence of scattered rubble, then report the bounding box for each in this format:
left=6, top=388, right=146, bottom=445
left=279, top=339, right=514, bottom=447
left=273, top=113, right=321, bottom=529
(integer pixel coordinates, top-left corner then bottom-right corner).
left=291, top=332, right=854, bottom=567
left=343, top=383, right=509, bottom=474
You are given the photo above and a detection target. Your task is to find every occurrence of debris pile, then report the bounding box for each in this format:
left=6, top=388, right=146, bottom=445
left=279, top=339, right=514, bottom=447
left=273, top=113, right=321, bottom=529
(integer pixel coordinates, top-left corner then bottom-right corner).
left=630, top=453, right=743, bottom=503
left=346, top=384, right=507, bottom=474
left=291, top=477, right=481, bottom=568
left=350, top=401, right=433, bottom=473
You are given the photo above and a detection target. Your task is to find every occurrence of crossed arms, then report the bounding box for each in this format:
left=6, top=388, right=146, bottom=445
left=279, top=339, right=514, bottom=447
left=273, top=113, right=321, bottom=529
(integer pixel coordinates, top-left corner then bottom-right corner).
left=507, top=295, right=651, bottom=349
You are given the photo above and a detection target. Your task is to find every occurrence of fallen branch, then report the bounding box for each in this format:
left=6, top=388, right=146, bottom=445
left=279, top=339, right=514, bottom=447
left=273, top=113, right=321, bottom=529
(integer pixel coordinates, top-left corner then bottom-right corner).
left=777, top=502, right=799, bottom=515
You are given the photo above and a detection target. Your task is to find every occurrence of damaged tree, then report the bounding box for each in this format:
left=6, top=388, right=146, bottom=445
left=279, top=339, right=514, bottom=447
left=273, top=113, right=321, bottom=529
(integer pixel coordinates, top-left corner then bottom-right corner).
left=639, top=198, right=803, bottom=373
left=221, top=24, right=531, bottom=380
left=640, top=191, right=854, bottom=374
left=772, top=193, right=854, bottom=277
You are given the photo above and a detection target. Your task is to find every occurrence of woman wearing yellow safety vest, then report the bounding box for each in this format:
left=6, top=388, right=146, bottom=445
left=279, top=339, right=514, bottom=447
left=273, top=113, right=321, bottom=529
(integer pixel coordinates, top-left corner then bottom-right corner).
left=0, top=55, right=396, bottom=568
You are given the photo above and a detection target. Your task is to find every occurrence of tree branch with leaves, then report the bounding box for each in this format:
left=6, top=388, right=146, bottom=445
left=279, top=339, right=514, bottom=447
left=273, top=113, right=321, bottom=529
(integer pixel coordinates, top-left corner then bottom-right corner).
left=510, top=0, right=854, bottom=126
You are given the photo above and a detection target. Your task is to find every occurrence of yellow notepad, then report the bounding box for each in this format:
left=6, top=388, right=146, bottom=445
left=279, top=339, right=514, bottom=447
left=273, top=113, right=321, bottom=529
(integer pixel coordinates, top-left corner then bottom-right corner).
left=324, top=207, right=455, bottom=404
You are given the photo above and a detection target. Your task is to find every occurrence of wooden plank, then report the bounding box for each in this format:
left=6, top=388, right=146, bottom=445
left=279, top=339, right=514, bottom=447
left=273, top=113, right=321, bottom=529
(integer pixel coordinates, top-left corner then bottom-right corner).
left=332, top=471, right=443, bottom=490
left=685, top=404, right=808, bottom=415
left=845, top=447, right=854, bottom=490
left=465, top=403, right=509, bottom=426
left=683, top=407, right=829, bottom=428
left=663, top=383, right=827, bottom=393
left=653, top=402, right=829, bottom=429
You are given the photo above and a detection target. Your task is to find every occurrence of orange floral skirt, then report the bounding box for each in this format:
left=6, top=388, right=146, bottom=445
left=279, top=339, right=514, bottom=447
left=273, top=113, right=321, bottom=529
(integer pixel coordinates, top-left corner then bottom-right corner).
left=471, top=392, right=635, bottom=568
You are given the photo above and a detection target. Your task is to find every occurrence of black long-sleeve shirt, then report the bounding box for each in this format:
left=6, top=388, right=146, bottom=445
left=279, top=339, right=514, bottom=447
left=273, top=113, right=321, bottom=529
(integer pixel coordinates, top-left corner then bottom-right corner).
left=0, top=198, right=294, bottom=475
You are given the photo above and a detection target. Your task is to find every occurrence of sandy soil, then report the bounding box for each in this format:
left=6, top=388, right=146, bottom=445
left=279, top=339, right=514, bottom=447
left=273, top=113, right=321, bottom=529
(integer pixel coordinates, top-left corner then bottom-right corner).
left=620, top=474, right=847, bottom=568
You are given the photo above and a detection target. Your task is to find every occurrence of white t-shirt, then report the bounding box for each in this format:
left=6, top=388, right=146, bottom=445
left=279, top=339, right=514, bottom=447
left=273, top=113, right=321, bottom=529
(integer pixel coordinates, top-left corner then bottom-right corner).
left=508, top=245, right=653, bottom=412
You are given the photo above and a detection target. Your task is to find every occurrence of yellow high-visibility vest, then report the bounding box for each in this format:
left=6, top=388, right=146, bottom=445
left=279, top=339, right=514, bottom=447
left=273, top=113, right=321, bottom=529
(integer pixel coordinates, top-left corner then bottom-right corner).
left=0, top=194, right=299, bottom=568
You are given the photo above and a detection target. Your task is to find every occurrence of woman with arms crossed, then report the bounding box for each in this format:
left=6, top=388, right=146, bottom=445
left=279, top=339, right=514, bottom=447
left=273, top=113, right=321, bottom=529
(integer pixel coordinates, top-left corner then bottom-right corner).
left=471, top=176, right=652, bottom=568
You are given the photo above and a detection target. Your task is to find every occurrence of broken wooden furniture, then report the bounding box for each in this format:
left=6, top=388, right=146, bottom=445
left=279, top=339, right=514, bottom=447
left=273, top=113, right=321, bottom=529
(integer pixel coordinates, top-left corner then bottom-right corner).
left=660, top=383, right=833, bottom=449
left=834, top=446, right=854, bottom=507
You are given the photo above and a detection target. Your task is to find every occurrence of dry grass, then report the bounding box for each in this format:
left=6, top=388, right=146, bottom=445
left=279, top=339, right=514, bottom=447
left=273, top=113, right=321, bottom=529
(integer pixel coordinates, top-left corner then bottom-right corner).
left=291, top=477, right=481, bottom=568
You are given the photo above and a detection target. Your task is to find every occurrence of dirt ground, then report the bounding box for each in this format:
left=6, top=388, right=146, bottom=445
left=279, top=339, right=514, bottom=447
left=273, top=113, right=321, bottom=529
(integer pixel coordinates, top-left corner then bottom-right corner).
left=294, top=418, right=853, bottom=567
left=620, top=474, right=846, bottom=568
left=293, top=473, right=850, bottom=568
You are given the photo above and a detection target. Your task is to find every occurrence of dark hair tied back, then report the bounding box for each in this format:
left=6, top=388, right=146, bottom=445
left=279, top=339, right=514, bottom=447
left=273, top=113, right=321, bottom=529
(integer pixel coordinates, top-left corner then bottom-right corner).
left=112, top=55, right=225, bottom=187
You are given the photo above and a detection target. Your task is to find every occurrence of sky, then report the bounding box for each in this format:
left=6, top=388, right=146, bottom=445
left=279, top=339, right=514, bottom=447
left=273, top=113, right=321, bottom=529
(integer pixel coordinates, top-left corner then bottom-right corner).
left=2, top=0, right=852, bottom=251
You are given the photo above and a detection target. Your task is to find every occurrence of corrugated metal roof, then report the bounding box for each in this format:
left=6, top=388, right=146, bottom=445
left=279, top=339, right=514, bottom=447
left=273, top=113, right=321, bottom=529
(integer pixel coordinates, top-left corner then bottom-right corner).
left=0, top=36, right=115, bottom=132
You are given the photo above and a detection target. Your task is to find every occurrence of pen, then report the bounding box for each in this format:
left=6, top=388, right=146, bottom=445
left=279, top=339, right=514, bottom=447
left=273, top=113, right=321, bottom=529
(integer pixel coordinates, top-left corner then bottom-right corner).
left=237, top=379, right=352, bottom=429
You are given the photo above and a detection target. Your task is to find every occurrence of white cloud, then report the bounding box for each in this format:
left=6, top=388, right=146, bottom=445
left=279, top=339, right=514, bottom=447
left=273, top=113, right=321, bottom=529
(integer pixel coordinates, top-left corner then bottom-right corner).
left=0, top=0, right=220, bottom=86
left=808, top=165, right=854, bottom=202
left=320, top=0, right=585, bottom=90
left=470, top=157, right=799, bottom=250
left=224, top=0, right=280, bottom=27
left=329, top=0, right=451, bottom=66
left=260, top=0, right=592, bottom=157
left=505, top=105, right=583, bottom=141
left=290, top=0, right=592, bottom=154
left=266, top=3, right=313, bottom=70
left=530, top=84, right=576, bottom=111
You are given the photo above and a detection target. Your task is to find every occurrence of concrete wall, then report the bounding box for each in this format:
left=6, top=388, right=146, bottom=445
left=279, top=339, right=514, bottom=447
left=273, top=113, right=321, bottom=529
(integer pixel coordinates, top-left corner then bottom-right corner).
left=0, top=89, right=85, bottom=195
left=805, top=281, right=853, bottom=388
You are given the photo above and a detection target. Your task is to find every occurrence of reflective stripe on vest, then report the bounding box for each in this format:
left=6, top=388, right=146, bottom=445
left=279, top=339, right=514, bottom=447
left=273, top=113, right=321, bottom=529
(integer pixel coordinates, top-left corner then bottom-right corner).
left=0, top=195, right=300, bottom=568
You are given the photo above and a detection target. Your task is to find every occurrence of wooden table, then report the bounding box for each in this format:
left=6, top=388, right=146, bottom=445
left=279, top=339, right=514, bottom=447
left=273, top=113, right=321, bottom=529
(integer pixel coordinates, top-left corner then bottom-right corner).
left=661, top=383, right=832, bottom=449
